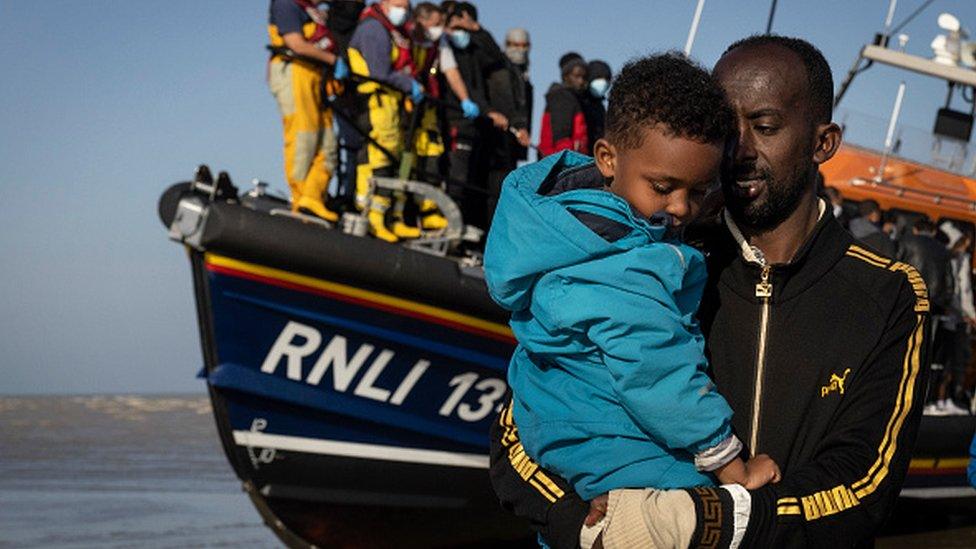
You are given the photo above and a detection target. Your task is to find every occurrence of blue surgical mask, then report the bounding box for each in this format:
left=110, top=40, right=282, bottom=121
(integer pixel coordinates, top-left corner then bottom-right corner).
left=450, top=29, right=471, bottom=49
left=387, top=6, right=408, bottom=26
left=589, top=78, right=610, bottom=98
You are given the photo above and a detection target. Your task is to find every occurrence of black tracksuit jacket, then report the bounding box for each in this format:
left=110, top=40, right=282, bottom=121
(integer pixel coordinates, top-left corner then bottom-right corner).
left=489, top=209, right=930, bottom=548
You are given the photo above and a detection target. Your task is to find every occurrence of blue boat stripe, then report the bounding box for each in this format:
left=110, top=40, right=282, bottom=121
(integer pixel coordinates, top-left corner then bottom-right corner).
left=206, top=362, right=490, bottom=449
left=224, top=291, right=508, bottom=371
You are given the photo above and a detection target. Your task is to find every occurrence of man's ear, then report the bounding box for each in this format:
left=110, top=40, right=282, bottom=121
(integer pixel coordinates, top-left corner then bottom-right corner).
left=813, top=122, right=842, bottom=165
left=593, top=139, right=616, bottom=179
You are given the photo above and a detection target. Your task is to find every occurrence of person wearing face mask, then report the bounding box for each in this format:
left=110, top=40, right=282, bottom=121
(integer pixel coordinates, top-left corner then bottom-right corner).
left=538, top=53, right=589, bottom=158
left=348, top=0, right=427, bottom=242
left=479, top=25, right=532, bottom=228
left=580, top=59, right=611, bottom=156
left=323, top=0, right=365, bottom=214
left=267, top=0, right=345, bottom=221
left=439, top=2, right=524, bottom=231
left=394, top=2, right=479, bottom=231
left=505, top=28, right=534, bottom=163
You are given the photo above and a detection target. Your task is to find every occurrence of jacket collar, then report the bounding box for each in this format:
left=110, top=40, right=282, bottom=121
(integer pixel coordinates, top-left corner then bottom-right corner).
left=722, top=199, right=826, bottom=267
left=715, top=199, right=851, bottom=303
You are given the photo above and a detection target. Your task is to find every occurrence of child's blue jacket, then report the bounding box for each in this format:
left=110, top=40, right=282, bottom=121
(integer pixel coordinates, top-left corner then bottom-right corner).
left=484, top=152, right=734, bottom=500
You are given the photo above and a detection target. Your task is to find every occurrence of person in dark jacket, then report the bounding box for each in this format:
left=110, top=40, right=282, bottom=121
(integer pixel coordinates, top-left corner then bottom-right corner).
left=847, top=199, right=896, bottom=257
left=325, top=0, right=365, bottom=213
left=441, top=2, right=509, bottom=230
left=478, top=26, right=531, bottom=228
left=505, top=27, right=534, bottom=162
left=897, top=217, right=953, bottom=315
left=489, top=35, right=929, bottom=549
left=538, top=53, right=589, bottom=157
left=580, top=59, right=611, bottom=155
left=823, top=186, right=851, bottom=229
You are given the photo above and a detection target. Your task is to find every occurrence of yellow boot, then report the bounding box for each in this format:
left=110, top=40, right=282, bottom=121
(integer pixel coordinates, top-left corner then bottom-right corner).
left=355, top=164, right=373, bottom=212
left=417, top=198, right=449, bottom=230
left=390, top=191, right=421, bottom=239
left=296, top=195, right=339, bottom=223
left=368, top=195, right=399, bottom=243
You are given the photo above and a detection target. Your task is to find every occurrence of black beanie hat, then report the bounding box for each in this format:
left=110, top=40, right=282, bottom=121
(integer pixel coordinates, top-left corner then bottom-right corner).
left=587, top=60, right=612, bottom=81
left=559, top=52, right=585, bottom=75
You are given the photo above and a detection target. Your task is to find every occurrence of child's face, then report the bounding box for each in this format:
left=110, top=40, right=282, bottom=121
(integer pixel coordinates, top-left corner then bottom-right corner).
left=594, top=126, right=723, bottom=226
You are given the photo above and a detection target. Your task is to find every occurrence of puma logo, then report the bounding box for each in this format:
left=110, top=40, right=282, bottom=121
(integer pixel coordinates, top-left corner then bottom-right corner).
left=821, top=368, right=852, bottom=398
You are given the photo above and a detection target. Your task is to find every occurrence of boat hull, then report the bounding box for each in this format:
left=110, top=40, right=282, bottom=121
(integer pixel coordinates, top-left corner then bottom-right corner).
left=164, top=184, right=974, bottom=547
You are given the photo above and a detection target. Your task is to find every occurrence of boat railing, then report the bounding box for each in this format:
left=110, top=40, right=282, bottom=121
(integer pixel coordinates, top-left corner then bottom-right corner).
left=838, top=107, right=976, bottom=178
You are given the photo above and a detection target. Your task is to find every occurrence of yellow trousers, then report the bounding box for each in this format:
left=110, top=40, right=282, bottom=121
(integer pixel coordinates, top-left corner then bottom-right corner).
left=268, top=60, right=337, bottom=207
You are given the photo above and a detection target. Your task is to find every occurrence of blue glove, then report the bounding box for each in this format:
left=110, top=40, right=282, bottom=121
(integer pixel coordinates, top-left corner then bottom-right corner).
left=333, top=57, right=349, bottom=80
left=461, top=98, right=480, bottom=120
left=410, top=80, right=425, bottom=103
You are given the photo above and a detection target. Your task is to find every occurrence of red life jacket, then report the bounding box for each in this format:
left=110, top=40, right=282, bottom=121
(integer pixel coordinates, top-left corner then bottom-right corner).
left=538, top=86, right=589, bottom=157
left=292, top=0, right=338, bottom=53
left=412, top=39, right=441, bottom=99
left=359, top=4, right=414, bottom=73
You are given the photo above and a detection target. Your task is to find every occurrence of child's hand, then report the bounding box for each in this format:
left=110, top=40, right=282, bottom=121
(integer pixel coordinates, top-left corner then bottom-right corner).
left=584, top=493, right=609, bottom=527
left=743, top=454, right=781, bottom=489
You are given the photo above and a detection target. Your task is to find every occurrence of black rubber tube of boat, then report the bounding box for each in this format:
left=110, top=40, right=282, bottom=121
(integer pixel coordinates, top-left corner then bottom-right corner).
left=196, top=199, right=509, bottom=323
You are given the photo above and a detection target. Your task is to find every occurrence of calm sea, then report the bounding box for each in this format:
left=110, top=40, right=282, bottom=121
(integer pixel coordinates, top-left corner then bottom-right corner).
left=0, top=395, right=280, bottom=548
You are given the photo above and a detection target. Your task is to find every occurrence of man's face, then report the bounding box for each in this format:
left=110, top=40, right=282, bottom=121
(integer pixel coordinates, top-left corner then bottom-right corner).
left=564, top=65, right=587, bottom=92
left=505, top=37, right=530, bottom=63
left=713, top=44, right=819, bottom=231
left=383, top=0, right=409, bottom=13
left=417, top=10, right=444, bottom=31
left=595, top=127, right=722, bottom=226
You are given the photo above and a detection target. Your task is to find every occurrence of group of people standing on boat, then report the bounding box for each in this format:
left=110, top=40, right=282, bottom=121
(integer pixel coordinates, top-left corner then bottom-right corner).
left=267, top=0, right=613, bottom=242
left=827, top=191, right=976, bottom=417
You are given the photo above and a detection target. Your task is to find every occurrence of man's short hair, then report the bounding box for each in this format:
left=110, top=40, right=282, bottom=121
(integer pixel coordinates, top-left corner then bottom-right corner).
left=449, top=1, right=477, bottom=21
left=914, top=217, right=936, bottom=234
left=722, top=35, right=834, bottom=124
left=415, top=2, right=443, bottom=19
left=605, top=52, right=735, bottom=150
left=858, top=199, right=881, bottom=218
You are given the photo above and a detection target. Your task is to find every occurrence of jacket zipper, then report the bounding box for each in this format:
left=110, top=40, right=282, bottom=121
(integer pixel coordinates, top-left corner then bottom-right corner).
left=751, top=264, right=773, bottom=456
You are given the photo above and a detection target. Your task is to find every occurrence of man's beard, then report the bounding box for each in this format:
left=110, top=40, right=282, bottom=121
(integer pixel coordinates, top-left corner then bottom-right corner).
left=724, top=163, right=811, bottom=232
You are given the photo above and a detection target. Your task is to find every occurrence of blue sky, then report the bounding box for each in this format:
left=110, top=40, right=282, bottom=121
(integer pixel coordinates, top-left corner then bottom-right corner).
left=2, top=0, right=975, bottom=394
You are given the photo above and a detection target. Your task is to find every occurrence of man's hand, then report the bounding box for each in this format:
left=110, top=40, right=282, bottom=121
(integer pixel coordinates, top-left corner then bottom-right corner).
left=461, top=98, right=480, bottom=119
left=281, top=32, right=337, bottom=66
left=584, top=493, right=609, bottom=527
left=514, top=128, right=531, bottom=147
left=333, top=57, right=349, bottom=80
left=410, top=80, right=425, bottom=103
left=743, top=453, right=782, bottom=489
left=487, top=111, right=509, bottom=130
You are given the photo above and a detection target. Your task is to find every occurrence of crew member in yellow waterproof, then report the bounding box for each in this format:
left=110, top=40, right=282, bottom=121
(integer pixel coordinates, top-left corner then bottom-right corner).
left=409, top=2, right=481, bottom=231
left=268, top=0, right=342, bottom=221
left=348, top=0, right=425, bottom=242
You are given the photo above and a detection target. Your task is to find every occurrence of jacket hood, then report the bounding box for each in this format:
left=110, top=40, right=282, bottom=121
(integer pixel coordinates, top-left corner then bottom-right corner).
left=484, top=151, right=666, bottom=312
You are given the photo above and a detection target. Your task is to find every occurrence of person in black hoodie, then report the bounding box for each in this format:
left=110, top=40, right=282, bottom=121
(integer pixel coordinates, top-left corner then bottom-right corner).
left=580, top=59, right=611, bottom=155
left=489, top=35, right=929, bottom=549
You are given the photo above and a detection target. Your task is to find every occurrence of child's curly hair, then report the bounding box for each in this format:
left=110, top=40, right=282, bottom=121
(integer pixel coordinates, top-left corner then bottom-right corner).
left=606, top=52, right=735, bottom=150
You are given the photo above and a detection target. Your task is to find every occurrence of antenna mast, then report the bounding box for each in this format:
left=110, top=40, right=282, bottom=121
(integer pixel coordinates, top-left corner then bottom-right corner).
left=684, top=0, right=706, bottom=57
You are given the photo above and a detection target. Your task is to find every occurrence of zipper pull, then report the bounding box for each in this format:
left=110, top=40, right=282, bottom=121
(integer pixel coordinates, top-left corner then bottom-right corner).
left=755, top=265, right=773, bottom=298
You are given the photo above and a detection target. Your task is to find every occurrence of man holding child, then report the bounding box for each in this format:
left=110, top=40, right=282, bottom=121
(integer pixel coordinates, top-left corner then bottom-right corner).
left=486, top=36, right=929, bottom=549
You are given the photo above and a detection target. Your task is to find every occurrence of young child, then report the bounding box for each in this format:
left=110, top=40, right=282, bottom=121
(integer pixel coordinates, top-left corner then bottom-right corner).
left=484, top=54, right=779, bottom=510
